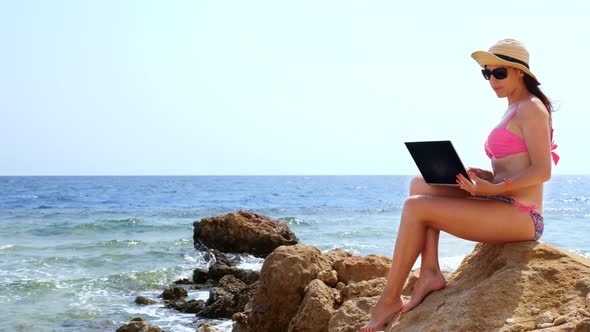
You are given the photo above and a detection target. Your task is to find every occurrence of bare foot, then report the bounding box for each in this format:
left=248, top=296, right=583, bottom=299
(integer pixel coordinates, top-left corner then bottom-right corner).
left=359, top=295, right=403, bottom=332
left=401, top=271, right=446, bottom=313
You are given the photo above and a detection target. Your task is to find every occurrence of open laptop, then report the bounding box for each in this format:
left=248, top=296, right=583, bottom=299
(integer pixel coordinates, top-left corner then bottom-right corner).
left=404, top=140, right=470, bottom=186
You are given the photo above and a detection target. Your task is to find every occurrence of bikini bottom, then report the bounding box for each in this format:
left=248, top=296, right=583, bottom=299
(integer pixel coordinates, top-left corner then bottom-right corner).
left=478, top=195, right=544, bottom=241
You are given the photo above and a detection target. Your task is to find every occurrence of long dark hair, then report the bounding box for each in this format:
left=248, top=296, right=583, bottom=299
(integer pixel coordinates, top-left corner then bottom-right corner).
left=524, top=74, right=554, bottom=113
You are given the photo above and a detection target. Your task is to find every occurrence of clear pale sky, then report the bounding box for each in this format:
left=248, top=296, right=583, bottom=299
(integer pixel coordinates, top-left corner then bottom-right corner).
left=1, top=1, right=588, bottom=175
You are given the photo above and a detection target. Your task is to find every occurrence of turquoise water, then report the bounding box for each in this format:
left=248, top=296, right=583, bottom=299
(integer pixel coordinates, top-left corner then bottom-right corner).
left=0, top=175, right=588, bottom=331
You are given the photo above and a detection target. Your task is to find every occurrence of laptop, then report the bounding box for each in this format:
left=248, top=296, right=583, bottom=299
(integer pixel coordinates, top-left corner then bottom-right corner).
left=404, top=140, right=470, bottom=186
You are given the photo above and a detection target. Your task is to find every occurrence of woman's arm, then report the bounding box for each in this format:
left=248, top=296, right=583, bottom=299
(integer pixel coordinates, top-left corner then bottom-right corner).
left=502, top=99, right=552, bottom=190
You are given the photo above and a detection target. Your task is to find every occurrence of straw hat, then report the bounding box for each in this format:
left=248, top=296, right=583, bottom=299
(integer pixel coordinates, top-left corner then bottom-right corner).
left=471, top=39, right=540, bottom=84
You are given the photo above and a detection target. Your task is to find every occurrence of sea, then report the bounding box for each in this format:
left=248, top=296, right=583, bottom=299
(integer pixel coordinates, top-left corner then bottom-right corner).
left=1, top=175, right=589, bottom=332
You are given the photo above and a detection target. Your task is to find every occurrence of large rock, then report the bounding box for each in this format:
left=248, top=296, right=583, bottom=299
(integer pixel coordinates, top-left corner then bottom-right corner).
left=193, top=211, right=298, bottom=257
left=383, top=242, right=590, bottom=331
left=333, top=254, right=391, bottom=284
left=244, top=244, right=331, bottom=332
left=327, top=242, right=590, bottom=331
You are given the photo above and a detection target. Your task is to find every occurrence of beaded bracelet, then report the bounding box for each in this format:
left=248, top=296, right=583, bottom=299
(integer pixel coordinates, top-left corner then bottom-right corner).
left=504, top=178, right=513, bottom=192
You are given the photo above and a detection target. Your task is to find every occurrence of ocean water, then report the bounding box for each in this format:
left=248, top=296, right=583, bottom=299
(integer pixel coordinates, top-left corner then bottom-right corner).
left=0, top=175, right=589, bottom=331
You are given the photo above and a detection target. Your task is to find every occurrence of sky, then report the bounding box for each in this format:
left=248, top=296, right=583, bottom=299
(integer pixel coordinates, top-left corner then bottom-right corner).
left=1, top=1, right=589, bottom=175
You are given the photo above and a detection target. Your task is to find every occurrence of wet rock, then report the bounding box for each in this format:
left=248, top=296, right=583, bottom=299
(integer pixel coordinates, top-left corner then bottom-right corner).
left=198, top=275, right=257, bottom=319
left=245, top=244, right=331, bottom=332
left=173, top=278, right=193, bottom=285
left=193, top=211, right=298, bottom=257
left=161, top=287, right=187, bottom=301
left=192, top=267, right=209, bottom=284
left=166, top=299, right=205, bottom=313
left=333, top=254, right=391, bottom=284
left=197, top=323, right=223, bottom=332
left=134, top=296, right=157, bottom=305
left=116, top=317, right=161, bottom=332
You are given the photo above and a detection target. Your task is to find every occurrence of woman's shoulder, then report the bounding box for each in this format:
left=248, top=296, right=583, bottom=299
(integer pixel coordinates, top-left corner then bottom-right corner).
left=516, top=97, right=549, bottom=122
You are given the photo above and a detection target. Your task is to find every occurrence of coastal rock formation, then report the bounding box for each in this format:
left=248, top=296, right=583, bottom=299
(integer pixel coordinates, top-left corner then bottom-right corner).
left=229, top=242, right=590, bottom=332
left=193, top=211, right=299, bottom=257
left=238, top=244, right=331, bottom=331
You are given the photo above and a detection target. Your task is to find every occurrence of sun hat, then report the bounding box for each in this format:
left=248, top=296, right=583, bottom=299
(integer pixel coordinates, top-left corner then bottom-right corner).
left=471, top=39, right=540, bottom=84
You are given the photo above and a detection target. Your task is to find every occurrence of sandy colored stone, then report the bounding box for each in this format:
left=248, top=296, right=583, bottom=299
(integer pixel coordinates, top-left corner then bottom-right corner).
left=323, top=248, right=352, bottom=266
left=318, top=269, right=338, bottom=287
left=246, top=244, right=331, bottom=332
left=197, top=323, right=223, bottom=332
left=333, top=255, right=391, bottom=284
left=553, top=315, right=567, bottom=325
left=340, top=278, right=387, bottom=303
left=586, top=293, right=590, bottom=309
left=536, top=310, right=554, bottom=325
left=328, top=296, right=379, bottom=332
left=288, top=279, right=337, bottom=332
left=377, top=242, right=590, bottom=332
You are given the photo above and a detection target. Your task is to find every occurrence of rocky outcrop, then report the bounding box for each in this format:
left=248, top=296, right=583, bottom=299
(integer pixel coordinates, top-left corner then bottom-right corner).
left=237, top=244, right=332, bottom=332
left=193, top=211, right=298, bottom=257
left=229, top=242, right=590, bottom=332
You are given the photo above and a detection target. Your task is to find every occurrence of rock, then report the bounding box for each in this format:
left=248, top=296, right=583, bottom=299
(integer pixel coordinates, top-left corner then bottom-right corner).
left=323, top=248, right=353, bottom=265
left=318, top=269, right=338, bottom=287
left=198, top=275, right=257, bottom=319
left=232, top=312, right=251, bottom=332
left=333, top=255, right=391, bottom=284
left=197, top=323, right=223, bottom=332
left=537, top=322, right=554, bottom=329
left=536, top=310, right=554, bottom=325
left=373, top=242, right=590, bottom=332
left=576, top=319, right=590, bottom=332
left=161, top=287, right=187, bottom=301
left=173, top=278, right=192, bottom=285
left=193, top=211, right=298, bottom=257
left=340, top=278, right=387, bottom=303
left=116, top=318, right=161, bottom=332
left=288, top=279, right=338, bottom=332
left=193, top=267, right=209, bottom=284
left=587, top=293, right=590, bottom=309
left=328, top=296, right=380, bottom=332
left=207, top=264, right=260, bottom=285
left=554, top=315, right=567, bottom=325
left=246, top=244, right=331, bottom=332
left=580, top=308, right=590, bottom=317
left=165, top=298, right=205, bottom=313
left=134, top=296, right=157, bottom=305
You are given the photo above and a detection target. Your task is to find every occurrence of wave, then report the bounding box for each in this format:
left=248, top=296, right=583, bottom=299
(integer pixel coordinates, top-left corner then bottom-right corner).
left=0, top=245, right=15, bottom=250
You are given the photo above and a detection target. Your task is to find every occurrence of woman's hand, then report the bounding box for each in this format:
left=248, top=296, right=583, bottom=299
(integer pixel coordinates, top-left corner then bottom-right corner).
left=467, top=167, right=495, bottom=182
left=456, top=172, right=502, bottom=196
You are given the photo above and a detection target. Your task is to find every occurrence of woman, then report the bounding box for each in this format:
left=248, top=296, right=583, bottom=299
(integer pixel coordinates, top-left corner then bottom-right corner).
left=360, top=39, right=559, bottom=332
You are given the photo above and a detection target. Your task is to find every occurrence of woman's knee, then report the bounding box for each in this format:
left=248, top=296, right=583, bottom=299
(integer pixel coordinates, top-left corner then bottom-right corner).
left=409, top=175, right=428, bottom=196
left=403, top=194, right=430, bottom=214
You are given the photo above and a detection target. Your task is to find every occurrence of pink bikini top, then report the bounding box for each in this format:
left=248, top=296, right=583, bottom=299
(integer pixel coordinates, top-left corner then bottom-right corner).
left=485, top=103, right=559, bottom=165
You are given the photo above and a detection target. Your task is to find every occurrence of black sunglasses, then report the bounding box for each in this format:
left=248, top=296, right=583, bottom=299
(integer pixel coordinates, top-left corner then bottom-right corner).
left=481, top=67, right=508, bottom=80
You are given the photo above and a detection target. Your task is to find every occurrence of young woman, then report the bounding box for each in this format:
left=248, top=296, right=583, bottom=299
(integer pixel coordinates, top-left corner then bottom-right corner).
left=360, top=39, right=559, bottom=332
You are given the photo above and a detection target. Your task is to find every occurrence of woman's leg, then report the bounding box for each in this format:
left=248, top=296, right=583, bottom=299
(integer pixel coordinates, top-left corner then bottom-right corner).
left=360, top=195, right=535, bottom=332
left=405, top=176, right=468, bottom=311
